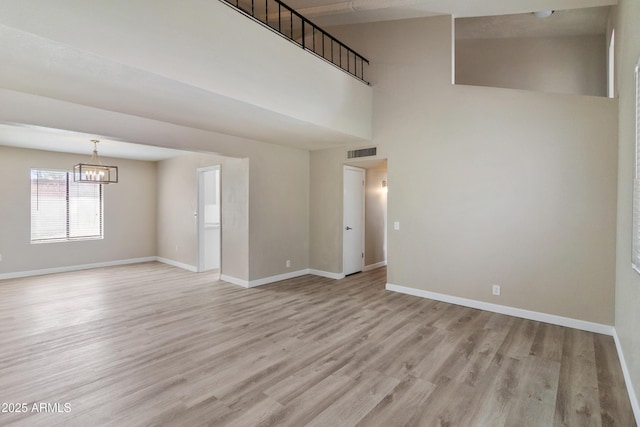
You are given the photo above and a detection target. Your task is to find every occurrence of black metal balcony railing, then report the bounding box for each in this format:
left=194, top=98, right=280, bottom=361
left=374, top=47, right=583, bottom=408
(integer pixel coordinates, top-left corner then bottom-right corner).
left=221, top=0, right=370, bottom=84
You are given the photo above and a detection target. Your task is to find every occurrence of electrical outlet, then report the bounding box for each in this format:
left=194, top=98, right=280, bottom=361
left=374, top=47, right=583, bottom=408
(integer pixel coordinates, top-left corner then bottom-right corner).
left=0, top=253, right=2, bottom=262
left=492, top=285, right=501, bottom=296
left=175, top=245, right=179, bottom=252
left=394, top=221, right=400, bottom=230
left=286, top=260, right=291, bottom=268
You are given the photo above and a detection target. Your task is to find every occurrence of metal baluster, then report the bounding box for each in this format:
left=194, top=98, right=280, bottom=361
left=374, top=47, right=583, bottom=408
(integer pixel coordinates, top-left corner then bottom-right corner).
left=331, top=39, right=334, bottom=63
left=223, top=0, right=369, bottom=84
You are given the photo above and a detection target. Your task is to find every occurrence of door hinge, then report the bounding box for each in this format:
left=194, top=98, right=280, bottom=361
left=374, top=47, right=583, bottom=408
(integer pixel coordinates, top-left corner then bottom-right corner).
left=362, top=252, right=364, bottom=258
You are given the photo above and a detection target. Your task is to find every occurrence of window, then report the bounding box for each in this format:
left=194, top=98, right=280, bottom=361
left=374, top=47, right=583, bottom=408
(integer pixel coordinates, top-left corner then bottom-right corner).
left=30, top=169, right=103, bottom=243
left=633, top=59, right=640, bottom=272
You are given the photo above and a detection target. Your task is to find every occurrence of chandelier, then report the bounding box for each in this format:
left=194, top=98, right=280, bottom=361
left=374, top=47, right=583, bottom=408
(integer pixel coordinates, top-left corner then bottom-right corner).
left=73, top=139, right=118, bottom=184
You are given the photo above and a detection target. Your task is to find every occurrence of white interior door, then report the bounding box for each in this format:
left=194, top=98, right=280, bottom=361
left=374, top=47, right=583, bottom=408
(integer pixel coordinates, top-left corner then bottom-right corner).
left=197, top=166, right=221, bottom=273
left=343, top=166, right=365, bottom=276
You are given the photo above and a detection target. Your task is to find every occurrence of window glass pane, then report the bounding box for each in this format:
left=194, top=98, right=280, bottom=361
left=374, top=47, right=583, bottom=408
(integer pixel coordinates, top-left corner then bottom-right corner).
left=31, top=169, right=67, bottom=241
left=68, top=179, right=102, bottom=239
left=30, top=169, right=103, bottom=242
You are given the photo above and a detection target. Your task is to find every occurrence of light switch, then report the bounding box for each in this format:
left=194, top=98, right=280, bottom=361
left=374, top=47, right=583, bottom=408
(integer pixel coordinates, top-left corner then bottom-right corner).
left=394, top=221, right=400, bottom=230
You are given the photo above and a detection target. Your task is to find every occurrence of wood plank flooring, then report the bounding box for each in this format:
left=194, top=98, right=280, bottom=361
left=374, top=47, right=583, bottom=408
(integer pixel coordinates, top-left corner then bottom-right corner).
left=0, top=262, right=635, bottom=426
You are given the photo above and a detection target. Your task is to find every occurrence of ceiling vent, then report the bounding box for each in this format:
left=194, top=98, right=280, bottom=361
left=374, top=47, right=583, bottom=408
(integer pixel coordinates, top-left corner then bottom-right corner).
left=347, top=147, right=377, bottom=159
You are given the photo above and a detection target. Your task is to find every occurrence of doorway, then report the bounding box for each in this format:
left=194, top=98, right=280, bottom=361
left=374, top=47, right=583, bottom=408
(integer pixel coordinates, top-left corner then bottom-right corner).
left=343, top=159, right=388, bottom=277
left=197, top=166, right=221, bottom=273
left=343, top=165, right=365, bottom=276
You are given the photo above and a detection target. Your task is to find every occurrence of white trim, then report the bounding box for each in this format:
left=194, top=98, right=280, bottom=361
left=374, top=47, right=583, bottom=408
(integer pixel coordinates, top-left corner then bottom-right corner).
left=155, top=257, right=198, bottom=273
left=451, top=15, right=456, bottom=85
left=220, top=274, right=249, bottom=287
left=222, top=269, right=340, bottom=288
left=221, top=271, right=306, bottom=288
left=246, top=269, right=309, bottom=288
left=309, top=269, right=345, bottom=280
left=196, top=165, right=221, bottom=273
left=0, top=257, right=157, bottom=280
left=363, top=260, right=387, bottom=272
left=613, top=330, right=640, bottom=424
left=343, top=165, right=365, bottom=277
left=223, top=268, right=347, bottom=283
left=1, top=260, right=344, bottom=284
left=385, top=283, right=614, bottom=336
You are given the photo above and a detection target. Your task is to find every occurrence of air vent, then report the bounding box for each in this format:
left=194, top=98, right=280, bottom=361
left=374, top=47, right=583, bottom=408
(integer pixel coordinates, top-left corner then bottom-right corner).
left=347, top=147, right=377, bottom=159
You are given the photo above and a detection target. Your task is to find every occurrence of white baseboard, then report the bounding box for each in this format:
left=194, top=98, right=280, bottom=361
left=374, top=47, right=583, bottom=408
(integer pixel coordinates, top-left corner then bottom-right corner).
left=220, top=268, right=322, bottom=288
left=223, top=269, right=322, bottom=288
left=220, top=274, right=249, bottom=287
left=613, top=330, right=640, bottom=424
left=247, top=269, right=310, bottom=288
left=222, top=268, right=345, bottom=288
left=155, top=257, right=197, bottom=273
left=1, top=259, right=343, bottom=285
left=220, top=273, right=288, bottom=288
left=0, top=257, right=157, bottom=281
left=363, top=260, right=387, bottom=272
left=385, top=283, right=614, bottom=336
left=309, top=269, right=345, bottom=280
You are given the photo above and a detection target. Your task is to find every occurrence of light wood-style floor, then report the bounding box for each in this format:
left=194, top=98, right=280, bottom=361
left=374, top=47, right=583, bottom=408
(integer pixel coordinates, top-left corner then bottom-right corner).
left=0, top=262, right=635, bottom=426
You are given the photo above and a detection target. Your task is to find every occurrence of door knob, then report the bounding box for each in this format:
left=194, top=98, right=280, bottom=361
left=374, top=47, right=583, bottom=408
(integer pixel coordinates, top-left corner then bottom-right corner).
left=345, top=226, right=352, bottom=230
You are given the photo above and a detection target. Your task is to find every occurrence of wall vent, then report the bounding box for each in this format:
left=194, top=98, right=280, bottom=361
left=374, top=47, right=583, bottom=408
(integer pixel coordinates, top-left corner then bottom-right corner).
left=347, top=147, right=377, bottom=159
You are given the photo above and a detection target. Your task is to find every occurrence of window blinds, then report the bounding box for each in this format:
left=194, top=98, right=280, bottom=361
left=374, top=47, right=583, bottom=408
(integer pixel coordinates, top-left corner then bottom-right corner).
left=31, top=169, right=103, bottom=243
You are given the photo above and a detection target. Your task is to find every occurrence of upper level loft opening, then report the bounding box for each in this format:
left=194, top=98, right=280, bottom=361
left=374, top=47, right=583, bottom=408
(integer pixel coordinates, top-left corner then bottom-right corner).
left=454, top=6, right=613, bottom=98
left=221, top=0, right=370, bottom=84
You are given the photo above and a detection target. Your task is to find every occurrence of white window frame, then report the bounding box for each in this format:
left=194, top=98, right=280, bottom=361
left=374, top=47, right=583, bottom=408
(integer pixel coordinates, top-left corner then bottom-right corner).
left=30, top=168, right=104, bottom=244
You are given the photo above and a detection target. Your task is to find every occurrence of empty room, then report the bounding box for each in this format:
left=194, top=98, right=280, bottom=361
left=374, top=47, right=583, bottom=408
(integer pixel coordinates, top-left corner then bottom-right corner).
left=0, top=0, right=639, bottom=425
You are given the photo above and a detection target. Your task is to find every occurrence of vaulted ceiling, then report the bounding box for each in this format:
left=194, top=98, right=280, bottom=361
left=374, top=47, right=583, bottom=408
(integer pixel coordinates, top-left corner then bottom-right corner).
left=0, top=0, right=617, bottom=158
left=284, top=0, right=615, bottom=26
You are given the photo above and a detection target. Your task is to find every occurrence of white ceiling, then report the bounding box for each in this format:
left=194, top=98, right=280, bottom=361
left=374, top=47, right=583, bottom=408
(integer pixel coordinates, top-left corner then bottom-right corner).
left=456, top=6, right=611, bottom=39
left=285, top=0, right=616, bottom=27
left=0, top=22, right=366, bottom=150
left=0, top=123, right=189, bottom=161
left=0, top=22, right=366, bottom=158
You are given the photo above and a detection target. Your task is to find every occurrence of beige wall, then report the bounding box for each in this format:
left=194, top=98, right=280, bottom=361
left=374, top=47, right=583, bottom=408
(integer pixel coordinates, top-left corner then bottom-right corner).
left=324, top=15, right=618, bottom=325
left=156, top=143, right=308, bottom=283
left=0, top=90, right=311, bottom=283
left=310, top=151, right=388, bottom=274
left=310, top=147, right=346, bottom=273
left=456, top=35, right=607, bottom=97
left=365, top=167, right=387, bottom=266
left=0, top=145, right=157, bottom=275
left=157, top=152, right=249, bottom=280
left=613, top=0, right=640, bottom=414
left=249, top=143, right=309, bottom=278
